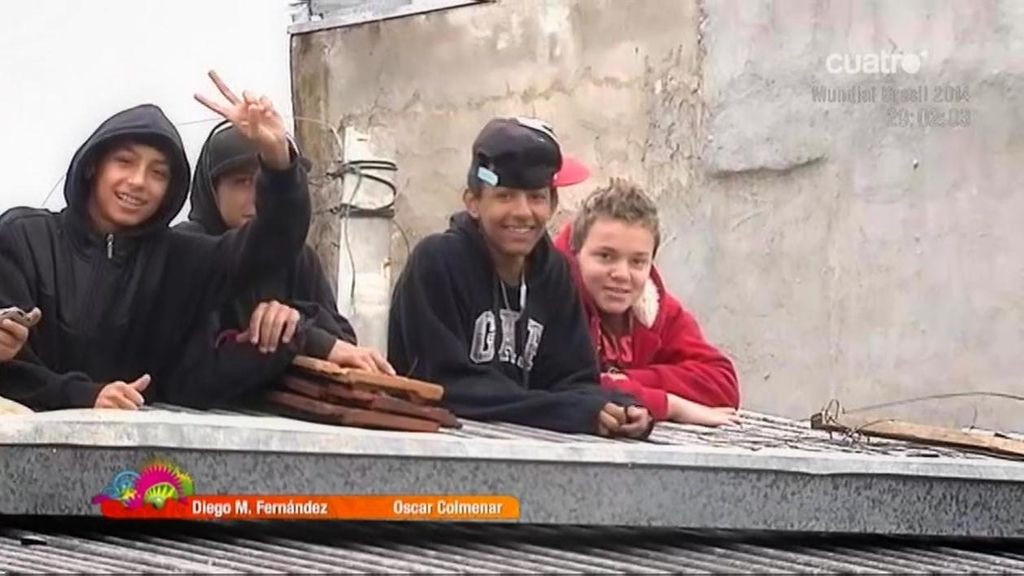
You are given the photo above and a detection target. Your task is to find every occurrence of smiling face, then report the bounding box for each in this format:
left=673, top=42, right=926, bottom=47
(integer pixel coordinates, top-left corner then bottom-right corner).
left=87, top=141, right=170, bottom=233
left=464, top=184, right=556, bottom=260
left=577, top=217, right=656, bottom=316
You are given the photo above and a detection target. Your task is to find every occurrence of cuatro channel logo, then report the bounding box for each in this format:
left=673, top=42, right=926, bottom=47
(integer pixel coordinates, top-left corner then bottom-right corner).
left=91, top=459, right=195, bottom=518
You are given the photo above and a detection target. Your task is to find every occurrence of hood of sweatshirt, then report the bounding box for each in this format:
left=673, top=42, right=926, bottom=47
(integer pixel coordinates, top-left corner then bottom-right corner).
left=64, top=104, right=191, bottom=240
left=186, top=123, right=261, bottom=235
left=552, top=221, right=666, bottom=330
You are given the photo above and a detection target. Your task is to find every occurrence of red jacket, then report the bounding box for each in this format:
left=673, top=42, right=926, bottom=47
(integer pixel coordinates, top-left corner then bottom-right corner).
left=553, top=223, right=740, bottom=420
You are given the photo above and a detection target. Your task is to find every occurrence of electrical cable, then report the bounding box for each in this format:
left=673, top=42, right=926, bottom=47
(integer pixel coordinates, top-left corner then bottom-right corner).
left=839, top=391, right=1024, bottom=415
left=325, top=158, right=400, bottom=309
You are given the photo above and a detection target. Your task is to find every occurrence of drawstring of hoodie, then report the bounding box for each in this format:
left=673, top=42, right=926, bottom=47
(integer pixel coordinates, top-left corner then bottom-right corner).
left=487, top=278, right=505, bottom=379
left=491, top=271, right=531, bottom=387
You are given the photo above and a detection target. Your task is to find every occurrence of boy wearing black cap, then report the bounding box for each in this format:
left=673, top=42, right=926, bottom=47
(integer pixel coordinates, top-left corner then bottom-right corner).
left=176, top=123, right=392, bottom=375
left=388, top=117, right=653, bottom=437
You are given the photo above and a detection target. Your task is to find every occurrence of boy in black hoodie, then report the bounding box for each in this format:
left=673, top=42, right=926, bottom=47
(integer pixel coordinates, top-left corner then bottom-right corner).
left=0, top=71, right=311, bottom=411
left=174, top=123, right=392, bottom=374
left=388, top=117, right=654, bottom=438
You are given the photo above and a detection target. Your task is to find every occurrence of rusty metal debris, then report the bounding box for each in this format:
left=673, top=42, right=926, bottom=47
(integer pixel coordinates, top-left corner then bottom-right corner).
left=810, top=400, right=1024, bottom=461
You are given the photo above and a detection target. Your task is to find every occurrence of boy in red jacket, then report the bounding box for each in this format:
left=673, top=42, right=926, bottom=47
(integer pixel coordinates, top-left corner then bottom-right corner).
left=553, top=178, right=741, bottom=425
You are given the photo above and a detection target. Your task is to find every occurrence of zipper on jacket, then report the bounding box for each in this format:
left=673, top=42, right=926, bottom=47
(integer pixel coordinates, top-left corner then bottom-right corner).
left=106, top=234, right=113, bottom=259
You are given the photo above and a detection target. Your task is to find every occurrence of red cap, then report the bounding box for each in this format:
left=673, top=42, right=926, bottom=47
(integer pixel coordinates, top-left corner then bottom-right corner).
left=553, top=155, right=590, bottom=188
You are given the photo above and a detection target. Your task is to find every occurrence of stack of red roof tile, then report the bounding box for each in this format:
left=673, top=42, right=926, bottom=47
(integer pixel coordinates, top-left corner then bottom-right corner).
left=266, top=356, right=461, bottom=433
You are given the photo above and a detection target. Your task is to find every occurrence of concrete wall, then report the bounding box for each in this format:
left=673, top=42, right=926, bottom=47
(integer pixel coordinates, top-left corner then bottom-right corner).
left=291, top=0, right=1024, bottom=431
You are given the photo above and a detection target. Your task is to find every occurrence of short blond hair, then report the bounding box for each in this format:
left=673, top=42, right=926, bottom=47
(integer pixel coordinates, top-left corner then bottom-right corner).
left=570, top=178, right=660, bottom=254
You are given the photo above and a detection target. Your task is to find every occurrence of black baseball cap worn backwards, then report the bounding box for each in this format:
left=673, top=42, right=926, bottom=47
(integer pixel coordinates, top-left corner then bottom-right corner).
left=467, top=116, right=590, bottom=192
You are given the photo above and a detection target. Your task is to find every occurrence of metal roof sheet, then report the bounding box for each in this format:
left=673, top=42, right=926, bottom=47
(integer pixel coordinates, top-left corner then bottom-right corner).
left=2, top=518, right=1023, bottom=574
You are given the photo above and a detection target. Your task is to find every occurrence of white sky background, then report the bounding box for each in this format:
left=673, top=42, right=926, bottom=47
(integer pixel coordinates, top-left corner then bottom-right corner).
left=0, top=0, right=296, bottom=219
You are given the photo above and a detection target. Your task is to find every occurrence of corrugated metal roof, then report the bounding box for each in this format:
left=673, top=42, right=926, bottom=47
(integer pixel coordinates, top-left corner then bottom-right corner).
left=2, top=518, right=1023, bottom=574
left=193, top=404, right=1013, bottom=461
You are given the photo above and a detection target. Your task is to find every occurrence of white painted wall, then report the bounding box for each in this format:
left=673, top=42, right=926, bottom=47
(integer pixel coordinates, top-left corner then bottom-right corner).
left=0, top=0, right=296, bottom=218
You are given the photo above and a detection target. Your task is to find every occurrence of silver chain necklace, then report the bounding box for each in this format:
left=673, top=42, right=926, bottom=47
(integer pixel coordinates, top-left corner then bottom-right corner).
left=500, top=272, right=527, bottom=311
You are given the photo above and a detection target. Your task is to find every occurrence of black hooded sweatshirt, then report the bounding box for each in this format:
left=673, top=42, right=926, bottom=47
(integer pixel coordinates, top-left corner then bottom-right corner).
left=387, top=211, right=638, bottom=434
left=0, top=104, right=311, bottom=410
left=174, top=124, right=355, bottom=358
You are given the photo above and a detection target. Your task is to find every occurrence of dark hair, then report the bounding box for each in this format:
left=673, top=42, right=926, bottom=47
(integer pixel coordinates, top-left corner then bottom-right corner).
left=88, top=134, right=172, bottom=180
left=212, top=159, right=259, bottom=189
left=570, top=178, right=660, bottom=254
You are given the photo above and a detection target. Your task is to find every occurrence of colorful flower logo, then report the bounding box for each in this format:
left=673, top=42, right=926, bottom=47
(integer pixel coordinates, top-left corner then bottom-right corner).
left=91, top=459, right=194, bottom=510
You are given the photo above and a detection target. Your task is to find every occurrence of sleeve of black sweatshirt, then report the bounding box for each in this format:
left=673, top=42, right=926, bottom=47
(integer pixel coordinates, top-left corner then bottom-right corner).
left=293, top=246, right=358, bottom=357
left=0, top=218, right=104, bottom=409
left=170, top=153, right=311, bottom=316
left=387, top=237, right=610, bottom=434
left=156, top=315, right=313, bottom=409
left=287, top=300, right=345, bottom=360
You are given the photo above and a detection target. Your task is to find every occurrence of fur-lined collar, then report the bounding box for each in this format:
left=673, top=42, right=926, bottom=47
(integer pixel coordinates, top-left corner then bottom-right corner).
left=552, top=221, right=665, bottom=330
left=632, top=277, right=661, bottom=328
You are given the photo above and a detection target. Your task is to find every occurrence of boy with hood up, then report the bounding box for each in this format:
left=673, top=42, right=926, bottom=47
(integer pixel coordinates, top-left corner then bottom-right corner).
left=388, top=117, right=654, bottom=438
left=174, top=122, right=392, bottom=375
left=553, top=178, right=740, bottom=425
left=0, top=71, right=312, bottom=411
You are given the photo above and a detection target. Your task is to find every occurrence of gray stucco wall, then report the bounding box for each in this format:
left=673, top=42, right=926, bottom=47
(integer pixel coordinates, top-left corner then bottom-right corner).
left=291, top=0, right=1023, bottom=430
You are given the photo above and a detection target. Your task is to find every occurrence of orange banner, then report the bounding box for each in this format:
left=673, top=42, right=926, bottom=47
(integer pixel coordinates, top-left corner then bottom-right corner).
left=100, top=495, right=520, bottom=521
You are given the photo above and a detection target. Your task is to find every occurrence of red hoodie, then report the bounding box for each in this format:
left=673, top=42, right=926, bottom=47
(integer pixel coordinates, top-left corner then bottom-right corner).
left=553, top=223, right=740, bottom=420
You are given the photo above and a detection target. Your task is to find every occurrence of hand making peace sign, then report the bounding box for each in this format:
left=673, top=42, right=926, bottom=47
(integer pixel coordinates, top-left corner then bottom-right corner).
left=194, top=70, right=292, bottom=170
